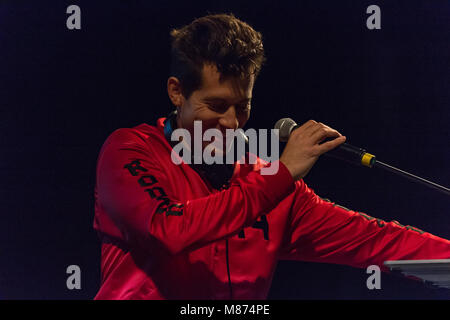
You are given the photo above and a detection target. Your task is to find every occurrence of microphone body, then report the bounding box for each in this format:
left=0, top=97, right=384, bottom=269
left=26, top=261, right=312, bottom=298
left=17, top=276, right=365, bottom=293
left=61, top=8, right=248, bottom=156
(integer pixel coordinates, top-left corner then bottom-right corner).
left=275, top=118, right=376, bottom=168
left=274, top=118, right=450, bottom=196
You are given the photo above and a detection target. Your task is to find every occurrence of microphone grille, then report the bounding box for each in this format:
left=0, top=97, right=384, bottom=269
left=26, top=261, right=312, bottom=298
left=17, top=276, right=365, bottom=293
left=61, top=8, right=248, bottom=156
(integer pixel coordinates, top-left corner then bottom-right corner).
left=274, top=118, right=297, bottom=142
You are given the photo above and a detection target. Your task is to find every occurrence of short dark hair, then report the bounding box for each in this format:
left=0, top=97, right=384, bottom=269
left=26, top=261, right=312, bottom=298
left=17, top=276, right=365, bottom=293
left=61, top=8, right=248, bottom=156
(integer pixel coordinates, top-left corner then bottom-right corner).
left=169, top=13, right=265, bottom=98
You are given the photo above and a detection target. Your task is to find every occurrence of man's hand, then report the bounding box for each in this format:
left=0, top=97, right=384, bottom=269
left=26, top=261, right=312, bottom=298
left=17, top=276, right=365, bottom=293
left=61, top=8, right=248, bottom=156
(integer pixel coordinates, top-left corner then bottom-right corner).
left=279, top=120, right=346, bottom=180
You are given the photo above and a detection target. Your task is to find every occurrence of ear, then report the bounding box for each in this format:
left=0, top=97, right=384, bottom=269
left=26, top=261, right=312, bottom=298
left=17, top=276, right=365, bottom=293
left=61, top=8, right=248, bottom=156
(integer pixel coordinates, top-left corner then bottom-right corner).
left=167, top=77, right=185, bottom=108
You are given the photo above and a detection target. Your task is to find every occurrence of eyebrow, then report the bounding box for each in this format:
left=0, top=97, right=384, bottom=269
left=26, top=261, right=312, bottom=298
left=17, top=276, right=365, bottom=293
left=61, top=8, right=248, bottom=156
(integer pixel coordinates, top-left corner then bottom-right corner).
left=203, top=97, right=252, bottom=104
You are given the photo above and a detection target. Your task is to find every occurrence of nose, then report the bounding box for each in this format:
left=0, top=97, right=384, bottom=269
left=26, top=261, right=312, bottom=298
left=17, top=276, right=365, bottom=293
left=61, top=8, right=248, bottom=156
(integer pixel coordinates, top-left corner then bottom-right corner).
left=218, top=105, right=239, bottom=130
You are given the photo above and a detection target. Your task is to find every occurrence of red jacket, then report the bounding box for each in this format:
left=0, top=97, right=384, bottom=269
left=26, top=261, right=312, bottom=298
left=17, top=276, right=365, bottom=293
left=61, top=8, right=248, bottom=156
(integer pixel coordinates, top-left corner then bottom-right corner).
left=93, top=118, right=450, bottom=299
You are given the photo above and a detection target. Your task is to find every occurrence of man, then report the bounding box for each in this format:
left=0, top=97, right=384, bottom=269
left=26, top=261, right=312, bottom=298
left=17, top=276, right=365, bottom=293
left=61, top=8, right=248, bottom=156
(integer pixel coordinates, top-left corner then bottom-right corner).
left=93, top=13, right=450, bottom=299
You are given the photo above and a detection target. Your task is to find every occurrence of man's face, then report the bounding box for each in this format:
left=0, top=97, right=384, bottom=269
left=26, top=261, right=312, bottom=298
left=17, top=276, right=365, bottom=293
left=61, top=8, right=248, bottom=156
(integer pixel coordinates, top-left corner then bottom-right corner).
left=176, top=64, right=254, bottom=155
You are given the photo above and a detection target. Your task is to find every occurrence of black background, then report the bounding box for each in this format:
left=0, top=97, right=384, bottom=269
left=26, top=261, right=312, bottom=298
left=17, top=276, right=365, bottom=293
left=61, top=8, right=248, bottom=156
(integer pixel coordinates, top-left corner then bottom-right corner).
left=1, top=0, right=449, bottom=299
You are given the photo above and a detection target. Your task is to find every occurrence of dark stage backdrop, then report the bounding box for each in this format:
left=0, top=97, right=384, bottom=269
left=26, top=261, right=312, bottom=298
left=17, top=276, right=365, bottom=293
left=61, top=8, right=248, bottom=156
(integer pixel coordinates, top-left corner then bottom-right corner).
left=1, top=0, right=449, bottom=299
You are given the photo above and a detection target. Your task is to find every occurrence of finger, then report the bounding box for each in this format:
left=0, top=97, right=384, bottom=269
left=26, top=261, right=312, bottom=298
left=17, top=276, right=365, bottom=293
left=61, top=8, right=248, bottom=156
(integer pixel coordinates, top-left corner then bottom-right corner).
left=310, top=126, right=342, bottom=144
left=309, top=122, right=342, bottom=138
left=316, top=135, right=346, bottom=154
left=296, top=120, right=318, bottom=133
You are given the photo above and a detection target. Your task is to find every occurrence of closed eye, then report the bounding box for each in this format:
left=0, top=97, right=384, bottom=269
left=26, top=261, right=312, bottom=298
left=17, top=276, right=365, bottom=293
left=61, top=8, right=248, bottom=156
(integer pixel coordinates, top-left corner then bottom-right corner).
left=205, top=99, right=251, bottom=113
left=208, top=104, right=228, bottom=113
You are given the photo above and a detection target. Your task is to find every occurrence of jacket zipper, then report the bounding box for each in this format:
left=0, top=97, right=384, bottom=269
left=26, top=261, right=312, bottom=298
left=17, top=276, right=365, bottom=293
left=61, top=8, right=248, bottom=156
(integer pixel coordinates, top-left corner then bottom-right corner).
left=225, top=239, right=233, bottom=299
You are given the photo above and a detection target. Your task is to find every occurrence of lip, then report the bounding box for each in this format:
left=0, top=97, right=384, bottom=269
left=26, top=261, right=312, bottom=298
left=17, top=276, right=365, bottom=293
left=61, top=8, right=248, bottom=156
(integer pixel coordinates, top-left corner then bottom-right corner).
left=202, top=138, right=234, bottom=156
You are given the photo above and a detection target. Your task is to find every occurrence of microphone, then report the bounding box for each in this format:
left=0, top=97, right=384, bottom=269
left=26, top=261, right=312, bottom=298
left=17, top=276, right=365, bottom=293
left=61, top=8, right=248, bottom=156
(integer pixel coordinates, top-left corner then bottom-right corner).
left=274, top=118, right=376, bottom=168
left=274, top=117, right=450, bottom=196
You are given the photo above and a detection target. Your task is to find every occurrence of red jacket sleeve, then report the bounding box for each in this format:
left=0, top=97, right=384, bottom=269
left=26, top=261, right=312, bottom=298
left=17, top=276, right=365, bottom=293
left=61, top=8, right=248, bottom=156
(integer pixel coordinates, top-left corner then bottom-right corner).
left=280, top=180, right=450, bottom=271
left=95, top=128, right=295, bottom=255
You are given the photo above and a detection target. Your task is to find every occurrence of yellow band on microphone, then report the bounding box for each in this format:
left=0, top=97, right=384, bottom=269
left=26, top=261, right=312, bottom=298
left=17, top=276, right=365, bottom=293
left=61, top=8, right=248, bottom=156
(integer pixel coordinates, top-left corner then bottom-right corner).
left=361, top=153, right=375, bottom=167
